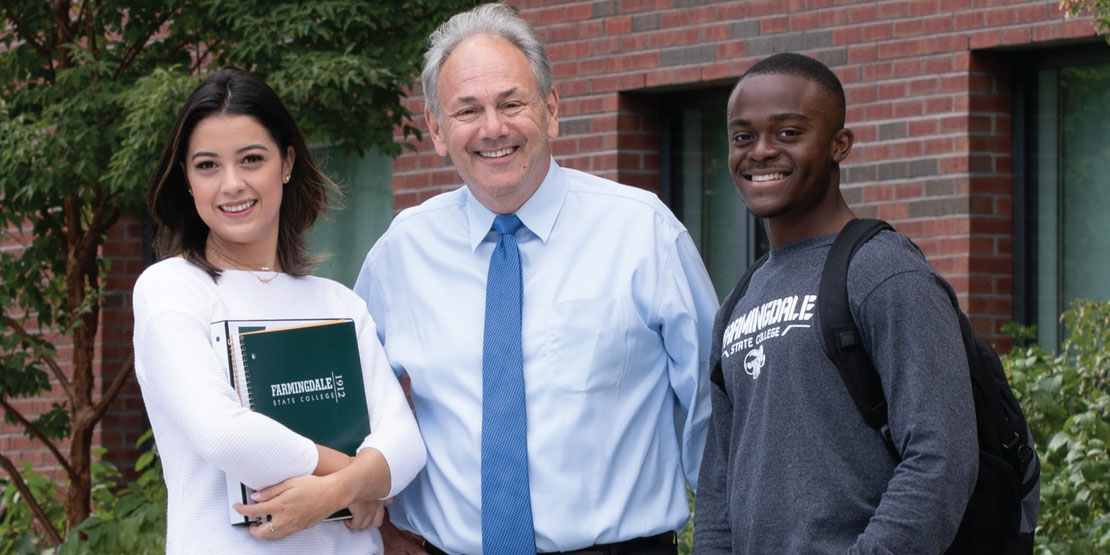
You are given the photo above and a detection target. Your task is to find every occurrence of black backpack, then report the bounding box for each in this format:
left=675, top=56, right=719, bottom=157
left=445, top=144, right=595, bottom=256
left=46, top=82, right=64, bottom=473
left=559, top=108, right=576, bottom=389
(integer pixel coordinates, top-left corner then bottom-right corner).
left=709, top=218, right=1040, bottom=554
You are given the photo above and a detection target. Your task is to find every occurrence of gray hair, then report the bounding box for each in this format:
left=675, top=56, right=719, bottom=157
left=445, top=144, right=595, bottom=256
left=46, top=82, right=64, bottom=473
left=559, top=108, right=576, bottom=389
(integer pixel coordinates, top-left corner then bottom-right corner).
left=421, top=3, right=553, bottom=121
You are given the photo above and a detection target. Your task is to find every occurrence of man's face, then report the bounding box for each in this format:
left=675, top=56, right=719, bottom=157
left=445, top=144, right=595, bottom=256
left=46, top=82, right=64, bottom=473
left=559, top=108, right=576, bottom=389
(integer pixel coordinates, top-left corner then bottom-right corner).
left=427, top=34, right=558, bottom=214
left=726, top=73, right=852, bottom=222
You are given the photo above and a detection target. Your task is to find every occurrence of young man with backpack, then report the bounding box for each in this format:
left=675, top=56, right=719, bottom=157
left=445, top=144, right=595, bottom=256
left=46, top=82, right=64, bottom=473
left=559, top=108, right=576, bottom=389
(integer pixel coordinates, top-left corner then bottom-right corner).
left=693, top=53, right=984, bottom=554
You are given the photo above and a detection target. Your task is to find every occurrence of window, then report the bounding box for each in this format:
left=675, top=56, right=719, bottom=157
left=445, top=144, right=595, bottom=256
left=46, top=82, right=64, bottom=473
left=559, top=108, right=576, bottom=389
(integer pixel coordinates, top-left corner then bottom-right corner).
left=307, top=147, right=394, bottom=286
left=661, top=89, right=768, bottom=300
left=1016, top=49, right=1110, bottom=347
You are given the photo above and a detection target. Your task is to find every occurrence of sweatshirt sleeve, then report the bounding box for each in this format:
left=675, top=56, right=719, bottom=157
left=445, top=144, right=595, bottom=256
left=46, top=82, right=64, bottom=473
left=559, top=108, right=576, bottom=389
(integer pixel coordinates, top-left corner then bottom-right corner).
left=849, top=270, right=978, bottom=554
left=133, top=275, right=318, bottom=490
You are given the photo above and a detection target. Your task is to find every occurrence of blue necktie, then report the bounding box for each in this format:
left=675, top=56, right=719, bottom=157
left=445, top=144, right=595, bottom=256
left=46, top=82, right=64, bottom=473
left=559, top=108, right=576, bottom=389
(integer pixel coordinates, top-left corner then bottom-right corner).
left=481, top=214, right=535, bottom=554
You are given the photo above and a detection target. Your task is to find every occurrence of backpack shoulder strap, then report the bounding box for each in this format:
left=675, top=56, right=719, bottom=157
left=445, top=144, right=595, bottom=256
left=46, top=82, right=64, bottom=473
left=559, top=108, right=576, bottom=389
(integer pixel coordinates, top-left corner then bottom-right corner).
left=818, top=218, right=900, bottom=458
left=709, top=253, right=769, bottom=396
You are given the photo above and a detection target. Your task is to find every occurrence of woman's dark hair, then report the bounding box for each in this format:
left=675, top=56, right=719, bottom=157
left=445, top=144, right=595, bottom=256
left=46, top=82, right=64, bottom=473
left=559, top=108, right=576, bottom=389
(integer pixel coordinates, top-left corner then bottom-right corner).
left=146, top=67, right=337, bottom=280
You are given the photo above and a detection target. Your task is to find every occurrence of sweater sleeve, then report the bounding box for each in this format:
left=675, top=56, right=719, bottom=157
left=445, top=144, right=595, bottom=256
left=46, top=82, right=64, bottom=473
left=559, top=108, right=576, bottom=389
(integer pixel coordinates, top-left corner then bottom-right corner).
left=135, top=316, right=319, bottom=490
left=350, top=303, right=426, bottom=499
left=849, top=270, right=978, bottom=554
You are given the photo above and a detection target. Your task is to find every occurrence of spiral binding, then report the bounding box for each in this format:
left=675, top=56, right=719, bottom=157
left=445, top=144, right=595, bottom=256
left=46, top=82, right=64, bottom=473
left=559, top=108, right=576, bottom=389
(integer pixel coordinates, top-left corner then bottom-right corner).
left=219, top=328, right=245, bottom=406
left=237, top=335, right=256, bottom=410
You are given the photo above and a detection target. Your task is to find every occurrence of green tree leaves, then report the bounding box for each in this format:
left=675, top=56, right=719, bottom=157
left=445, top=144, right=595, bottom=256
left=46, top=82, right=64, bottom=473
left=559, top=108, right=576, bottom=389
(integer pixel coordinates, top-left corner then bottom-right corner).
left=1060, top=0, right=1110, bottom=40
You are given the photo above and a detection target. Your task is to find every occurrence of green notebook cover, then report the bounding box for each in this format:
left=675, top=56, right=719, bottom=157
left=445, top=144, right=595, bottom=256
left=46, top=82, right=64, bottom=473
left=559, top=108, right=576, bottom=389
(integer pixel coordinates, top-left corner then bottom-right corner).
left=238, top=320, right=370, bottom=456
left=213, top=318, right=370, bottom=525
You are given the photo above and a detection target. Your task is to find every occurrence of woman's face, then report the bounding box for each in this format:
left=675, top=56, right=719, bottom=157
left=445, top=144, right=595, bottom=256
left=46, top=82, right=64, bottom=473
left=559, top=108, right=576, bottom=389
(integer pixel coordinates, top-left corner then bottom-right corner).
left=184, top=114, right=293, bottom=263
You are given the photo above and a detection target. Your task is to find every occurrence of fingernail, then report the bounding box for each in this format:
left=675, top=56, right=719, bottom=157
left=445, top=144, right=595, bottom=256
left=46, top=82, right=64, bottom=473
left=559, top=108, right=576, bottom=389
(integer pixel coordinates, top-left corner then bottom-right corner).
left=251, top=492, right=262, bottom=501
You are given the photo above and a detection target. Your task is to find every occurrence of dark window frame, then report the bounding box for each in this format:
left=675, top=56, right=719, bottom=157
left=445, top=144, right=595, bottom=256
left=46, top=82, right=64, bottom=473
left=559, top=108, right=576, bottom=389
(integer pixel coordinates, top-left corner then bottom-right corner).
left=658, top=86, right=767, bottom=299
left=1011, top=42, right=1110, bottom=344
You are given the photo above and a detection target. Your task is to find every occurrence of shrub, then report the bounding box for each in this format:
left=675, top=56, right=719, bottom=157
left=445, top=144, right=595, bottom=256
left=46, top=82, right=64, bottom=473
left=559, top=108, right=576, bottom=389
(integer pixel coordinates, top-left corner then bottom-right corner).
left=0, top=462, right=64, bottom=554
left=1004, top=300, right=1110, bottom=553
left=0, top=431, right=165, bottom=554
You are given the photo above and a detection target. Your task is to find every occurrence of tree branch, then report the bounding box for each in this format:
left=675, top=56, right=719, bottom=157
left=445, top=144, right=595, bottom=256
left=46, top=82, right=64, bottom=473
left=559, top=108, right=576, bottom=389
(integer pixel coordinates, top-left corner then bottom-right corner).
left=80, top=0, right=98, bottom=62
left=0, top=397, right=75, bottom=479
left=2, top=315, right=76, bottom=405
left=2, top=7, right=53, bottom=61
left=75, top=189, right=108, bottom=263
left=51, top=0, right=75, bottom=70
left=193, top=38, right=223, bottom=74
left=64, top=198, right=80, bottom=273
left=0, top=453, right=63, bottom=546
left=113, top=7, right=178, bottom=79
left=88, top=352, right=133, bottom=425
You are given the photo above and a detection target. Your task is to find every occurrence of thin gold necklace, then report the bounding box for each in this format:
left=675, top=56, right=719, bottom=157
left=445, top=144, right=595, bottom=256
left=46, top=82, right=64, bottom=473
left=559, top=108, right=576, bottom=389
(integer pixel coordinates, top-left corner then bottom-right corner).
left=209, top=246, right=280, bottom=284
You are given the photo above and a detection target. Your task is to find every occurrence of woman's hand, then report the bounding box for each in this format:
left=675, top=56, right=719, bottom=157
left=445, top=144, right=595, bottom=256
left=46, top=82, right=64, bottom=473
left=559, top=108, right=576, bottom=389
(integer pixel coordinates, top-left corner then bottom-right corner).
left=233, top=446, right=391, bottom=540
left=345, top=497, right=392, bottom=531
left=235, top=474, right=346, bottom=540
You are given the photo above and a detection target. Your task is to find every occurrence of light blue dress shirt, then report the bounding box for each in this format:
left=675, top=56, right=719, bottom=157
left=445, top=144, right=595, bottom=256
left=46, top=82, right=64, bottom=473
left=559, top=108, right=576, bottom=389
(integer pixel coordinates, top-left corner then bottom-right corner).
left=354, top=158, right=718, bottom=554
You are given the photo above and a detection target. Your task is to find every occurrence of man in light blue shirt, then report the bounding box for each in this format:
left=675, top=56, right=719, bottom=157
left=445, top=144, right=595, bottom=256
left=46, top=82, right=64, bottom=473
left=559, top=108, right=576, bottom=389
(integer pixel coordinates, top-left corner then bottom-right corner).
left=353, top=4, right=718, bottom=554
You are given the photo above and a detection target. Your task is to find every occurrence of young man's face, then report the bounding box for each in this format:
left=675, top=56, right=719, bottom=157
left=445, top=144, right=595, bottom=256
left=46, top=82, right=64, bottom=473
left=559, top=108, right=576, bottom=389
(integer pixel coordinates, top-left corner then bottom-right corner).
left=726, top=73, right=852, bottom=224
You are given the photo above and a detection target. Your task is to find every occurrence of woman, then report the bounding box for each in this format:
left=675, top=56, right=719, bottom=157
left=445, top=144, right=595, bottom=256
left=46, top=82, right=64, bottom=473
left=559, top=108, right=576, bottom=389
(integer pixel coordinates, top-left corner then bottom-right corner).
left=133, top=68, right=425, bottom=553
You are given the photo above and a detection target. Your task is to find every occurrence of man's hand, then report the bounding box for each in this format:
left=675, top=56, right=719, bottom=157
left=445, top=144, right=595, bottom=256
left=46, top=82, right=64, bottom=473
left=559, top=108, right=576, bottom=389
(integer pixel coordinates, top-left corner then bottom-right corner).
left=345, top=497, right=393, bottom=531
left=381, top=510, right=429, bottom=555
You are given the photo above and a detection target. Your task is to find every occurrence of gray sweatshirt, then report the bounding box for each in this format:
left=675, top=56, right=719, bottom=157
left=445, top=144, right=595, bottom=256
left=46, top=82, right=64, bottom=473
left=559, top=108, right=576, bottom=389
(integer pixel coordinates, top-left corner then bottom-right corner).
left=694, top=230, right=978, bottom=554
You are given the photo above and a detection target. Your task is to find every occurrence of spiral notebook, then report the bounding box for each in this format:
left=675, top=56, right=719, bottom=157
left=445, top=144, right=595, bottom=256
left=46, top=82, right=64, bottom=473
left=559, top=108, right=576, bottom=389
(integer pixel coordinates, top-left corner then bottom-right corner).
left=210, top=318, right=371, bottom=526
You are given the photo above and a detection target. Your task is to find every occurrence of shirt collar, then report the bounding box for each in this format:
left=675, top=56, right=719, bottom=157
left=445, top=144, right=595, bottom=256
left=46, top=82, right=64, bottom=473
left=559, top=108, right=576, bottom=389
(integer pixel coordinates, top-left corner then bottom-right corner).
left=465, top=157, right=566, bottom=251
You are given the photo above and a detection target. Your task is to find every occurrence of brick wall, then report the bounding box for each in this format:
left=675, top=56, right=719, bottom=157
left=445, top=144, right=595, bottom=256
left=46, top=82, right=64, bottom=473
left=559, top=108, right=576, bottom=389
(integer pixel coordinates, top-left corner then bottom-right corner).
left=0, top=215, right=145, bottom=478
left=389, top=0, right=1101, bottom=345
left=96, top=216, right=147, bottom=469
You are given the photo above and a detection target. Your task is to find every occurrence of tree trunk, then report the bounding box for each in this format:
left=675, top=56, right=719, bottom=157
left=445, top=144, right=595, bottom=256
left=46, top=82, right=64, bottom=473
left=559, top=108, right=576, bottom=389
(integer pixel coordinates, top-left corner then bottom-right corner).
left=64, top=424, right=93, bottom=531
left=64, top=316, right=97, bottom=529
left=60, top=194, right=102, bottom=530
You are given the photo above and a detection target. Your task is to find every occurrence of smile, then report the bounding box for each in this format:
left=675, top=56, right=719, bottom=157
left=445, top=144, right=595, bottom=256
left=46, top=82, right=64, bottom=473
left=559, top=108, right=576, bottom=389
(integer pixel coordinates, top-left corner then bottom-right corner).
left=220, top=199, right=257, bottom=214
left=478, top=147, right=516, bottom=159
left=750, top=173, right=787, bottom=182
